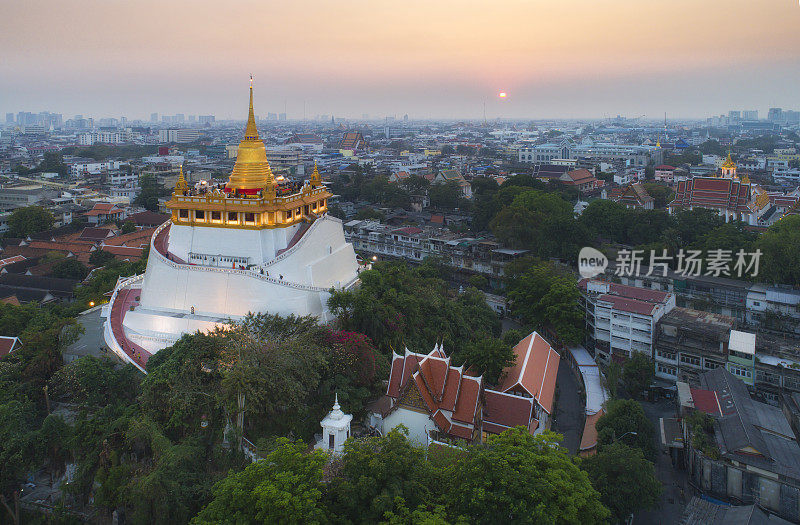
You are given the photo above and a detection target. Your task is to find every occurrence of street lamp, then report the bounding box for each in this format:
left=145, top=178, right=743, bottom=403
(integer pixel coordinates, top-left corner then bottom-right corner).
left=613, top=430, right=638, bottom=443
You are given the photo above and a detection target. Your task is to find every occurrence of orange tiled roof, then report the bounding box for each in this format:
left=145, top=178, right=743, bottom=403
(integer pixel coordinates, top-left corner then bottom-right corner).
left=498, top=331, right=560, bottom=414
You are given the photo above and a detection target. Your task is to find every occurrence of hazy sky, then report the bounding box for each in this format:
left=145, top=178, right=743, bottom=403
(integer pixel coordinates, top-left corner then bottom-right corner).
left=2, top=0, right=799, bottom=120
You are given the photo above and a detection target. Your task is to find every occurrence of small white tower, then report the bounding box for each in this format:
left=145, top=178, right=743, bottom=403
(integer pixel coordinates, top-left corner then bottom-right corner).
left=315, top=393, right=353, bottom=453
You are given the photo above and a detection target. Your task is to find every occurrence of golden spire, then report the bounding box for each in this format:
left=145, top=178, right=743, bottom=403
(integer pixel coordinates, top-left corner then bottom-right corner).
left=175, top=164, right=188, bottom=193
left=310, top=161, right=322, bottom=187
left=243, top=74, right=259, bottom=141
left=740, top=172, right=750, bottom=184
left=722, top=153, right=736, bottom=170
left=226, top=76, right=276, bottom=195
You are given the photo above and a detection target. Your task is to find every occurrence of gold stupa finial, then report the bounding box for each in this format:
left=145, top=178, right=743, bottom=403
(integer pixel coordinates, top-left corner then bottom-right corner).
left=656, top=139, right=661, bottom=148
left=225, top=76, right=275, bottom=195
left=310, top=161, right=322, bottom=187
left=722, top=153, right=736, bottom=170
left=175, top=164, right=188, bottom=193
left=741, top=172, right=750, bottom=184
left=244, top=74, right=259, bottom=141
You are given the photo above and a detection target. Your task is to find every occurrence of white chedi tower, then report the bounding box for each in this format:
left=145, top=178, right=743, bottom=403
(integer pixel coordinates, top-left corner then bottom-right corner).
left=102, top=80, right=360, bottom=373
left=315, top=394, right=353, bottom=454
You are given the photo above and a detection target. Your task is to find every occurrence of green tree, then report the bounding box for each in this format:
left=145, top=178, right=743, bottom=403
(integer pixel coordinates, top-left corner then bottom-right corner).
left=505, top=258, right=584, bottom=345
left=581, top=443, right=662, bottom=523
left=89, top=249, right=117, bottom=267
left=354, top=207, right=386, bottom=221
left=448, top=428, right=609, bottom=524
left=490, top=189, right=576, bottom=254
left=49, top=258, right=89, bottom=280
left=325, top=427, right=440, bottom=524
left=429, top=181, right=464, bottom=209
left=192, top=439, right=327, bottom=525
left=459, top=338, right=515, bottom=385
left=39, top=151, right=69, bottom=177
left=121, top=220, right=136, bottom=234
left=402, top=174, right=431, bottom=194
left=698, top=140, right=724, bottom=156
left=757, top=215, right=800, bottom=285
left=49, top=356, right=141, bottom=408
left=596, top=399, right=656, bottom=459
left=622, top=352, right=654, bottom=398
left=134, top=173, right=170, bottom=211
left=8, top=206, right=54, bottom=237
left=641, top=183, right=674, bottom=209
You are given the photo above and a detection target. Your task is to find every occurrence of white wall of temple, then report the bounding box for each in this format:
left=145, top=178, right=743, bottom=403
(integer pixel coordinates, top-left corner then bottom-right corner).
left=168, top=222, right=301, bottom=265
left=120, top=215, right=359, bottom=355
left=270, top=217, right=359, bottom=287
left=384, top=407, right=433, bottom=445
left=136, top=253, right=332, bottom=319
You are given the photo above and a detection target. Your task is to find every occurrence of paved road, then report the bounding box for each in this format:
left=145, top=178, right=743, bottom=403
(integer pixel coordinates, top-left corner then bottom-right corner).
left=634, top=398, right=690, bottom=525
left=501, top=317, right=524, bottom=334
left=553, top=359, right=584, bottom=454
left=64, top=307, right=122, bottom=364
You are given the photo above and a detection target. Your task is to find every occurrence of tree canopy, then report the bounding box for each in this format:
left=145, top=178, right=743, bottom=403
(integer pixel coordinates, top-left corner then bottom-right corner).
left=447, top=429, right=609, bottom=524
left=580, top=443, right=662, bottom=523
left=8, top=206, right=54, bottom=237
left=504, top=258, right=584, bottom=345
left=327, top=260, right=501, bottom=362
left=193, top=438, right=328, bottom=525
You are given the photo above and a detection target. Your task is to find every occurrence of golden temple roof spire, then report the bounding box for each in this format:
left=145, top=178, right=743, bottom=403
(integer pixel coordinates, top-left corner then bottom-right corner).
left=226, top=76, right=275, bottom=195
left=244, top=74, right=259, bottom=141
left=722, top=153, right=736, bottom=170
left=175, top=164, right=188, bottom=193
left=310, top=161, right=322, bottom=187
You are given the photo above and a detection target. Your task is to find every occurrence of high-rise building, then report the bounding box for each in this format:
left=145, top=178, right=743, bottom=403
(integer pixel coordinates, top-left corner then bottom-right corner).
left=728, top=110, right=740, bottom=122
left=5, top=113, right=13, bottom=124
left=743, top=110, right=758, bottom=121
left=768, top=108, right=783, bottom=122
left=150, top=113, right=158, bottom=123
left=198, top=115, right=215, bottom=124
left=279, top=112, right=287, bottom=121
left=158, top=129, right=201, bottom=143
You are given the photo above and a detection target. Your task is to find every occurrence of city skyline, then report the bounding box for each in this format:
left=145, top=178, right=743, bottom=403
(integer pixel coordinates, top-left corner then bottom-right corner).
left=2, top=0, right=800, bottom=120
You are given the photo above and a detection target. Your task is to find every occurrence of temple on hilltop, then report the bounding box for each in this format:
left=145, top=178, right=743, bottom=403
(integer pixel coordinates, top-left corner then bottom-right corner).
left=668, top=154, right=771, bottom=225
left=103, top=80, right=360, bottom=372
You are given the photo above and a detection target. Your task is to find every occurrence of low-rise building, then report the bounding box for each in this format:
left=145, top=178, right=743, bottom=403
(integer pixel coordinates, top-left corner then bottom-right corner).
left=374, top=332, right=558, bottom=446
left=680, top=367, right=800, bottom=523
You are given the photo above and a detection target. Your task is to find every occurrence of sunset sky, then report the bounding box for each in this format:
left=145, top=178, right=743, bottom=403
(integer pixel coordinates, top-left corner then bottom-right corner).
left=2, top=0, right=799, bottom=120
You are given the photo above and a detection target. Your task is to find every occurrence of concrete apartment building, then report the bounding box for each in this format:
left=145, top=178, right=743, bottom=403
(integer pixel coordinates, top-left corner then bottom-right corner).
left=158, top=129, right=200, bottom=143
left=654, top=306, right=800, bottom=404
left=579, top=278, right=676, bottom=364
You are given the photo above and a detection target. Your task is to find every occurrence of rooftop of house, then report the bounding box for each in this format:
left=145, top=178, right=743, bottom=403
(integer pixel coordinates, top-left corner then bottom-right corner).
left=698, top=368, right=800, bottom=481
left=659, top=307, right=734, bottom=337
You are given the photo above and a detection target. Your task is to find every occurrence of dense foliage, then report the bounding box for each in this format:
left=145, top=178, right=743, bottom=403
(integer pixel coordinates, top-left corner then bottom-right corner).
left=7, top=205, right=55, bottom=237
left=595, top=399, right=657, bottom=460
left=327, top=260, right=505, bottom=377
left=581, top=443, right=662, bottom=523
left=504, top=258, right=584, bottom=345
left=197, top=427, right=610, bottom=525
